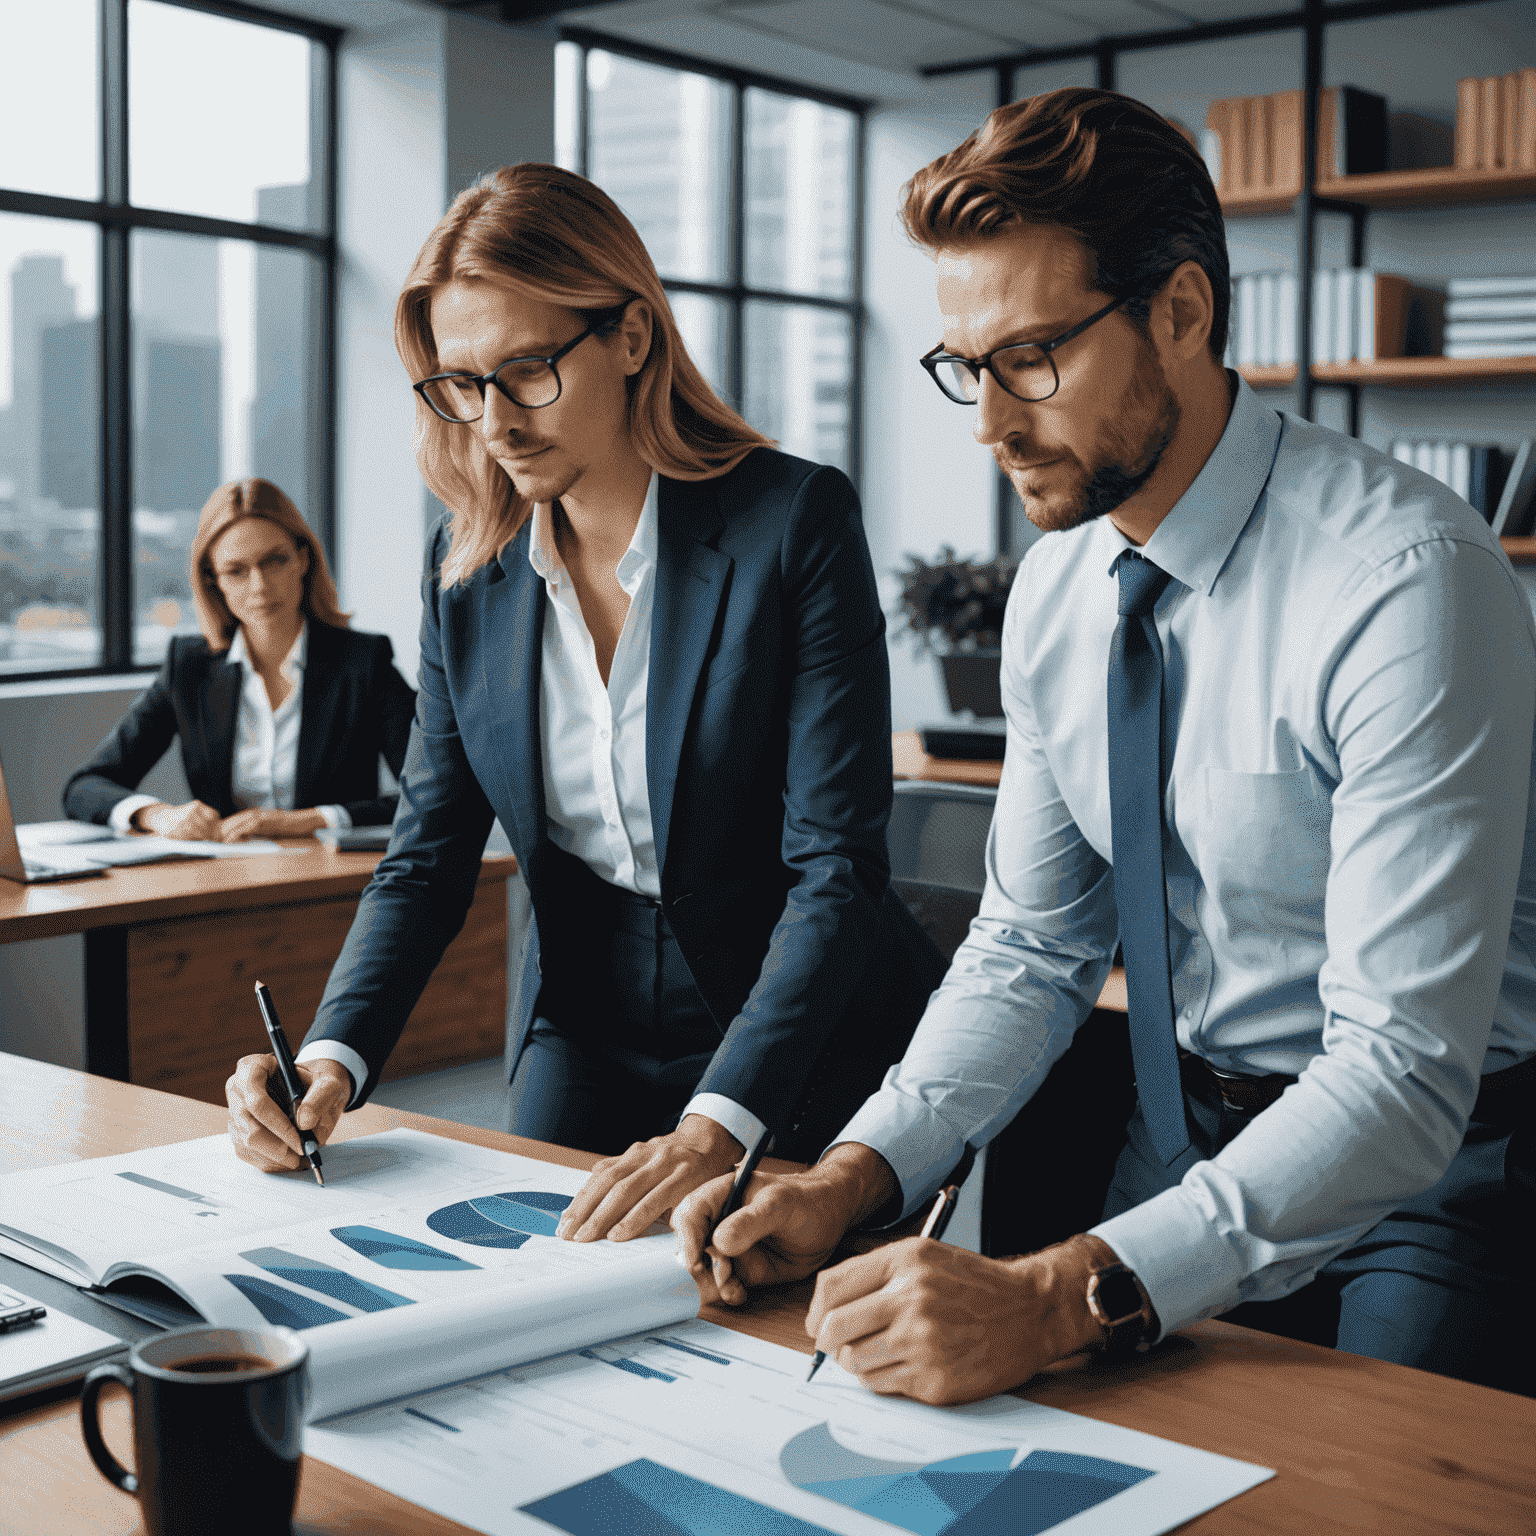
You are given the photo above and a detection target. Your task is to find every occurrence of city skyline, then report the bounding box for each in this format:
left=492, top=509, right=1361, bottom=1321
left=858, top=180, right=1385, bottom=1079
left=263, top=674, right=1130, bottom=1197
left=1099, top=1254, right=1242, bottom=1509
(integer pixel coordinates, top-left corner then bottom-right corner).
left=0, top=184, right=317, bottom=673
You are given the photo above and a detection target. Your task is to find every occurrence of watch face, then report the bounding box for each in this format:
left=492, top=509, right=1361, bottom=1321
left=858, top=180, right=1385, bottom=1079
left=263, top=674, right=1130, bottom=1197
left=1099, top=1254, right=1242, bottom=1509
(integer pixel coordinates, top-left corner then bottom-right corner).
left=1092, top=1270, right=1144, bottom=1327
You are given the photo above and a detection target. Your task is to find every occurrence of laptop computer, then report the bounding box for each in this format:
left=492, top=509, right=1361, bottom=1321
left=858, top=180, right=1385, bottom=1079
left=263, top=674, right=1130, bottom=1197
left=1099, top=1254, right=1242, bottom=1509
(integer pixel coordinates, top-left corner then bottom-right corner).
left=0, top=752, right=214, bottom=884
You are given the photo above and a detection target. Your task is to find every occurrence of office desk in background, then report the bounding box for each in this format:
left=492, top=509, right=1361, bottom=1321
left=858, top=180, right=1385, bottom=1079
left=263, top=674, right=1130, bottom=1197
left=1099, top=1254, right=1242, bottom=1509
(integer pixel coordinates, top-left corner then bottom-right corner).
left=1, top=1053, right=1531, bottom=1536
left=893, top=731, right=1129, bottom=1014
left=0, top=844, right=516, bottom=1105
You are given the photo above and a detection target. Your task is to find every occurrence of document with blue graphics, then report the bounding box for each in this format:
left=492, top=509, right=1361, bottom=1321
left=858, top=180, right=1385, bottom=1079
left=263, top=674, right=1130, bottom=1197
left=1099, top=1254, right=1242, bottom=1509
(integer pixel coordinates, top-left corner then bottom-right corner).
left=0, top=1129, right=698, bottom=1419
left=306, top=1319, right=1273, bottom=1536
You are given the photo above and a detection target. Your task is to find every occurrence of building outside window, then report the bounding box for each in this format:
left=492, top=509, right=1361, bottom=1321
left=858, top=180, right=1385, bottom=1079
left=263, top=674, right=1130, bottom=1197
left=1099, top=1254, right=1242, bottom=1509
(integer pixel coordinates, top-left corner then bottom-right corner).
left=0, top=0, right=335, bottom=679
left=558, top=36, right=864, bottom=481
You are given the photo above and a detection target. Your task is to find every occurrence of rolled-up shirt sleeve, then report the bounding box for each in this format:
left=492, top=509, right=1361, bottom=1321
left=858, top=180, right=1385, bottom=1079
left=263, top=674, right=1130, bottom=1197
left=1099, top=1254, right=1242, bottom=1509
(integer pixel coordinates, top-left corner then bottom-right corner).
left=838, top=582, right=1119, bottom=1219
left=1095, top=539, right=1535, bottom=1335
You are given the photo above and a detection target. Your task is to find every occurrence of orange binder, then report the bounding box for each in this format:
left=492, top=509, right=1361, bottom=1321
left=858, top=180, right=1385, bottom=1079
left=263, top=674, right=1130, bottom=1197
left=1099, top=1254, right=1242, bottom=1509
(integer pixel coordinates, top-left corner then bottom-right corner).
left=1502, top=71, right=1521, bottom=171
left=1205, top=99, right=1233, bottom=197
left=1479, top=76, right=1502, bottom=169
left=1269, top=90, right=1302, bottom=195
left=1517, top=68, right=1536, bottom=172
left=1455, top=77, right=1480, bottom=169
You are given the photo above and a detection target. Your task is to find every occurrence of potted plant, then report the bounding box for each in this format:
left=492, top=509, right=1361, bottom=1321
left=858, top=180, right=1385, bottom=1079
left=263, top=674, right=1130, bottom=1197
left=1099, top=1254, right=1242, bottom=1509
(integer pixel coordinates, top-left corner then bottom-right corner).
left=895, top=547, right=1017, bottom=719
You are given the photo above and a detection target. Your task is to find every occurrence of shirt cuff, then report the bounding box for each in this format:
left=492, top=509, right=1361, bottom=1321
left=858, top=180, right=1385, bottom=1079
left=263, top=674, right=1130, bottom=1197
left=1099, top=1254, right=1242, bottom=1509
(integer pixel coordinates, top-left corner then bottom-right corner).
left=294, top=1041, right=367, bottom=1109
left=832, top=1083, right=969, bottom=1225
left=108, top=793, right=160, bottom=833
left=681, top=1094, right=765, bottom=1155
left=314, top=804, right=351, bottom=831
left=1090, top=1183, right=1247, bottom=1342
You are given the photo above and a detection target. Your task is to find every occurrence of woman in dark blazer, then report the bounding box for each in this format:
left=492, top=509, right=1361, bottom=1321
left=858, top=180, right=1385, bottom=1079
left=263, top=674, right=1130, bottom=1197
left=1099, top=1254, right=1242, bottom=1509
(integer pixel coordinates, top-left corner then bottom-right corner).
left=64, top=478, right=414, bottom=841
left=226, top=166, right=946, bottom=1244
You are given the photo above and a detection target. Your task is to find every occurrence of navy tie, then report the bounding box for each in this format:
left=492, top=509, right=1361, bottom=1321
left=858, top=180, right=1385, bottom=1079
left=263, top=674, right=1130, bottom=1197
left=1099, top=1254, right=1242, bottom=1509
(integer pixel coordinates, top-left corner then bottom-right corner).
left=1107, top=552, right=1190, bottom=1166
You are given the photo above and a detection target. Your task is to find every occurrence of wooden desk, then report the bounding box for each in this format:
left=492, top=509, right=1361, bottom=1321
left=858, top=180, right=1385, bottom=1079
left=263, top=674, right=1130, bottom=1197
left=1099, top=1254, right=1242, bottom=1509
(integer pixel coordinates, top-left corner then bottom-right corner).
left=893, top=728, right=1003, bottom=788
left=0, top=846, right=516, bottom=1104
left=3, top=1055, right=1532, bottom=1536
left=892, top=731, right=1128, bottom=1014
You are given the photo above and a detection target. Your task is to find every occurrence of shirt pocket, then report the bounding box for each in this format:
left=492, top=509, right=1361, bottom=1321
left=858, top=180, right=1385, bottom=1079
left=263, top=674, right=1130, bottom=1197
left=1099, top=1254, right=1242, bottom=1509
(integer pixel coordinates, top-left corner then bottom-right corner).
left=1199, top=767, right=1332, bottom=934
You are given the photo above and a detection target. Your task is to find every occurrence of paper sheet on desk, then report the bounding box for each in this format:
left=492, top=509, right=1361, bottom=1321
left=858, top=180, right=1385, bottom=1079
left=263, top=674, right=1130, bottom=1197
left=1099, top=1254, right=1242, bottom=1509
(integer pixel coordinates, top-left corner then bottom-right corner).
left=306, top=1320, right=1274, bottom=1536
left=15, top=825, right=283, bottom=860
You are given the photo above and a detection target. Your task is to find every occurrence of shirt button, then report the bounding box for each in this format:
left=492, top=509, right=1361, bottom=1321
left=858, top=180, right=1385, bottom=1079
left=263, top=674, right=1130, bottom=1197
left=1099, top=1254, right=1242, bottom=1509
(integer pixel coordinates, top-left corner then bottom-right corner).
left=598, top=729, right=609, bottom=740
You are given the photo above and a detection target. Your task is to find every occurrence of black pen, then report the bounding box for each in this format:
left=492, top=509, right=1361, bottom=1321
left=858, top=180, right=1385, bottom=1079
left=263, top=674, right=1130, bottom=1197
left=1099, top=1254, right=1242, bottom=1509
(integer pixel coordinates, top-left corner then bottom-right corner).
left=706, top=1126, right=773, bottom=1281
left=804, top=1181, right=961, bottom=1384
left=253, top=981, right=325, bottom=1186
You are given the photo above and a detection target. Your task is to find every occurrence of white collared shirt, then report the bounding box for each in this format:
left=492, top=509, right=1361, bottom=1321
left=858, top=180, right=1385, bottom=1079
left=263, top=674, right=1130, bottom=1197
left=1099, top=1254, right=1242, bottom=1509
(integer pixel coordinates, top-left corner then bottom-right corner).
left=303, top=475, right=763, bottom=1150
left=838, top=378, right=1536, bottom=1338
left=531, top=477, right=660, bottom=895
left=109, top=622, right=347, bottom=833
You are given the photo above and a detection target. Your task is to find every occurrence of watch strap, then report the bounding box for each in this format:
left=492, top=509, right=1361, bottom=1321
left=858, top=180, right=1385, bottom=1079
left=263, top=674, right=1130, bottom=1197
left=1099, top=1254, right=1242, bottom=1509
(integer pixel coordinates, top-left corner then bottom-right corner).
left=1085, top=1261, right=1152, bottom=1358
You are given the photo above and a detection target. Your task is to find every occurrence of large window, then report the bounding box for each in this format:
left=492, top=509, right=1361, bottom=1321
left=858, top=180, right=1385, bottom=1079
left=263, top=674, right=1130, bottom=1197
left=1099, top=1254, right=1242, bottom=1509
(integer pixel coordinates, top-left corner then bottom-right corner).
left=0, top=0, right=336, bottom=679
left=558, top=34, right=864, bottom=481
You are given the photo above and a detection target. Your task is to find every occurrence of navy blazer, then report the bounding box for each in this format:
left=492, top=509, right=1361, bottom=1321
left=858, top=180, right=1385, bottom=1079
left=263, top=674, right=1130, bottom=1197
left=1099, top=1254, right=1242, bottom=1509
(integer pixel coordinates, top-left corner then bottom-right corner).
left=63, top=624, right=416, bottom=828
left=306, top=449, right=945, bottom=1148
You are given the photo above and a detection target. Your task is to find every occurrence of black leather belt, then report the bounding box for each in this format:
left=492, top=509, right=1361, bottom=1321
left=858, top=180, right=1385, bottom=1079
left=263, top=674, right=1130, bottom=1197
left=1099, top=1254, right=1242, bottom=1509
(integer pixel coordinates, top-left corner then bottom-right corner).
left=1178, top=1049, right=1296, bottom=1114
left=1179, top=1048, right=1535, bottom=1125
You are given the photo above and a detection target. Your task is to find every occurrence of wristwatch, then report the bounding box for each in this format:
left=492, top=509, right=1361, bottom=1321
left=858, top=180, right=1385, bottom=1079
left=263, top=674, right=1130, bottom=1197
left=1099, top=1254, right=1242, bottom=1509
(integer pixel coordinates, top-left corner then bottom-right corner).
left=1084, top=1260, right=1153, bottom=1358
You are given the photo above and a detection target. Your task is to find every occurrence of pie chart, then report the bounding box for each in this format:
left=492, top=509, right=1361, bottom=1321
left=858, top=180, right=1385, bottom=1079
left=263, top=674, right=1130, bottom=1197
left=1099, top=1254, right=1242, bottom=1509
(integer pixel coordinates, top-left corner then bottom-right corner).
left=425, top=1190, right=573, bottom=1248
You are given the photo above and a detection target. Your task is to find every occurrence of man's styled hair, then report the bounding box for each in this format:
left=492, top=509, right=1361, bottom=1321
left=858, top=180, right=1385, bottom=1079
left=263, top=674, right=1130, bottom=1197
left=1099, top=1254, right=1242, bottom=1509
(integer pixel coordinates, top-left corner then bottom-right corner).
left=396, top=164, right=772, bottom=587
left=190, top=478, right=349, bottom=647
left=903, top=88, right=1231, bottom=359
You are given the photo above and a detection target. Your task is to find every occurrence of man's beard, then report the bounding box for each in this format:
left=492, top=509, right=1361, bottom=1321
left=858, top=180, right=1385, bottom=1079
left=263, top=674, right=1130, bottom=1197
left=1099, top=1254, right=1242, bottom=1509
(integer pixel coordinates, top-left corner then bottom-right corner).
left=1000, top=337, right=1182, bottom=534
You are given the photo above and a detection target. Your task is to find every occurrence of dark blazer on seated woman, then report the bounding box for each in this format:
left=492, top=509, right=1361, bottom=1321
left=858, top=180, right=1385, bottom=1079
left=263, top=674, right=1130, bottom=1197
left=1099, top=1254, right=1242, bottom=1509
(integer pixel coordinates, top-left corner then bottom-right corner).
left=302, top=450, right=947, bottom=1157
left=63, top=621, right=416, bottom=828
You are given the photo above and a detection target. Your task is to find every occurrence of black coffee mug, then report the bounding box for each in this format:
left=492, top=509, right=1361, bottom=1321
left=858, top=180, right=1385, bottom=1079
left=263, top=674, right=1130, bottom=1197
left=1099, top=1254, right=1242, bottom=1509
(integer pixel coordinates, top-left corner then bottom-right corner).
left=79, top=1324, right=309, bottom=1536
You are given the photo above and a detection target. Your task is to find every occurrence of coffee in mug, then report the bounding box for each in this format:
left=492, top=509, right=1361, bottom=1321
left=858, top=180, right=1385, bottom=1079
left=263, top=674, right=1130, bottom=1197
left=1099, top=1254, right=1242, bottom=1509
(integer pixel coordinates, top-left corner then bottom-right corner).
left=80, top=1324, right=309, bottom=1536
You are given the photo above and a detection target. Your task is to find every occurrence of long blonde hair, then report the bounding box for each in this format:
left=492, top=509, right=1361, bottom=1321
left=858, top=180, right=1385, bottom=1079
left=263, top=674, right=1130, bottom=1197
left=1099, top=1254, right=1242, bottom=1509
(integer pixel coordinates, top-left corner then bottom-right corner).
left=395, top=164, right=772, bottom=586
left=190, top=478, right=349, bottom=647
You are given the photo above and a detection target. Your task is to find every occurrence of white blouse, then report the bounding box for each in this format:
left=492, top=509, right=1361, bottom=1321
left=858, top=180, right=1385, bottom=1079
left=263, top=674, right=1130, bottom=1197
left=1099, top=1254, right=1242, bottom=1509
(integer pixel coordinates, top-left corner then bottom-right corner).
left=109, top=623, right=348, bottom=832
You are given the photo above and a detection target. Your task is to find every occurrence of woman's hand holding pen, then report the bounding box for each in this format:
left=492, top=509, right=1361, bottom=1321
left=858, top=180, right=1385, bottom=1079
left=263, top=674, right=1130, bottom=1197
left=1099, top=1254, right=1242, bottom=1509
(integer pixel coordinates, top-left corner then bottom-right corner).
left=557, top=1115, right=743, bottom=1244
left=226, top=1055, right=350, bottom=1173
left=673, top=1143, right=896, bottom=1305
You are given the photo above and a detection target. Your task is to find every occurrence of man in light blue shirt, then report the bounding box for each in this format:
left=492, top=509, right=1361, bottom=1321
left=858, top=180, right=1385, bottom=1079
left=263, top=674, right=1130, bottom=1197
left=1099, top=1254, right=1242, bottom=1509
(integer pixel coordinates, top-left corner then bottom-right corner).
left=676, top=87, right=1536, bottom=1402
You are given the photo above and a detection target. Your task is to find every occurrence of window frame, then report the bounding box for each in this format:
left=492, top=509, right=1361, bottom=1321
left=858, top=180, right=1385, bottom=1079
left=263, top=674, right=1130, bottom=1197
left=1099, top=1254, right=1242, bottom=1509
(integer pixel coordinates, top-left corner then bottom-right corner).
left=0, top=0, right=339, bottom=682
left=560, top=27, right=868, bottom=490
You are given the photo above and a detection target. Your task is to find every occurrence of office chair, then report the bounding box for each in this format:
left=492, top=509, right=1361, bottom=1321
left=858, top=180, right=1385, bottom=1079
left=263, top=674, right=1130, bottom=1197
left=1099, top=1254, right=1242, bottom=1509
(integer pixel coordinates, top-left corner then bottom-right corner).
left=885, top=778, right=1136, bottom=1260
left=887, top=779, right=997, bottom=961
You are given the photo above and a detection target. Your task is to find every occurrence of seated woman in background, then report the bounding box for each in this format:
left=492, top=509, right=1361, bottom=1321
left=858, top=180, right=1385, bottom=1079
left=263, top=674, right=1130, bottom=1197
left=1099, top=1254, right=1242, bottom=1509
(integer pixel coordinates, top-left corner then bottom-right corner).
left=63, top=478, right=415, bottom=842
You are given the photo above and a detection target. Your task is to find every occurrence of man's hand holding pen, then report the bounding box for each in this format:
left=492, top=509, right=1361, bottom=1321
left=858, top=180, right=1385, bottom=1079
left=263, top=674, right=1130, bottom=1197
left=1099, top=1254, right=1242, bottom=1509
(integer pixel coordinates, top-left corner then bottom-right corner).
left=226, top=1055, right=350, bottom=1175
left=674, top=1143, right=1120, bottom=1406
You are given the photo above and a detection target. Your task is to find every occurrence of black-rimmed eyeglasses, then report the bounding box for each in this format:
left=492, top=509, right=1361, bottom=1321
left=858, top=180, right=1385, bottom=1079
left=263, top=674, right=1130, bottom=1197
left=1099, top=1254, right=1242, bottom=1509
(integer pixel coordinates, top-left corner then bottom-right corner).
left=920, top=295, right=1127, bottom=405
left=413, top=305, right=628, bottom=423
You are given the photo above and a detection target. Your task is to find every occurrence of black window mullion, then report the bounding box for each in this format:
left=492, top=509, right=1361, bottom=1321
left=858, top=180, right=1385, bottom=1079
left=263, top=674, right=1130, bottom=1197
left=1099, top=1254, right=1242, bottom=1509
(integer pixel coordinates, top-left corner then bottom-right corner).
left=728, top=80, right=745, bottom=414
left=849, top=107, right=866, bottom=496
left=577, top=44, right=589, bottom=180
left=101, top=0, right=132, bottom=671
left=311, top=36, right=338, bottom=572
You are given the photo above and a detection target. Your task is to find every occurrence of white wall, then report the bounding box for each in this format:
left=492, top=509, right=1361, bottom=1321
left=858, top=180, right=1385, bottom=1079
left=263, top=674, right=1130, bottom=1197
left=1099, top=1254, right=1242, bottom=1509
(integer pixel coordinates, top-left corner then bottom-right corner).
left=335, top=13, right=555, bottom=686
left=862, top=72, right=999, bottom=730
